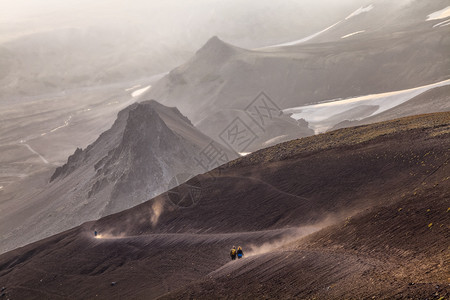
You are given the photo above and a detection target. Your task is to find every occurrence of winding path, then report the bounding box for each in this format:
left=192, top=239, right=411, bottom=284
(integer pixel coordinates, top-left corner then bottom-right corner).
left=21, top=143, right=49, bottom=164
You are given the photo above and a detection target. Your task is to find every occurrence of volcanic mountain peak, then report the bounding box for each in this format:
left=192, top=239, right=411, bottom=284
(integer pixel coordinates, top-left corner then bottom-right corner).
left=51, top=100, right=194, bottom=182
left=91, top=102, right=193, bottom=208
left=52, top=100, right=201, bottom=205
left=119, top=101, right=178, bottom=150
left=144, top=99, right=194, bottom=127
left=194, top=36, right=241, bottom=64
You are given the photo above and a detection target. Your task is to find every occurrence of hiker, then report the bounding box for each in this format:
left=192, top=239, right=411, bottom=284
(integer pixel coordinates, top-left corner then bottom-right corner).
left=230, top=246, right=237, bottom=260
left=94, top=231, right=98, bottom=237
left=237, top=246, right=244, bottom=259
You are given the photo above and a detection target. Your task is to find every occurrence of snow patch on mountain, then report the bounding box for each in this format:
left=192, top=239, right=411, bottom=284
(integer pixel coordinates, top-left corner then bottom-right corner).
left=427, top=6, right=450, bottom=20
left=341, top=30, right=365, bottom=39
left=132, top=85, right=151, bottom=98
left=285, top=79, right=450, bottom=133
left=239, top=152, right=251, bottom=157
left=345, top=4, right=374, bottom=20
left=433, top=19, right=450, bottom=28
left=260, top=4, right=374, bottom=49
left=264, top=21, right=342, bottom=48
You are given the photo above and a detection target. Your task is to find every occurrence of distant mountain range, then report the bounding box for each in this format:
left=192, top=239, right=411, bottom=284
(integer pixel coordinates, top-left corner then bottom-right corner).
left=144, top=0, right=449, bottom=142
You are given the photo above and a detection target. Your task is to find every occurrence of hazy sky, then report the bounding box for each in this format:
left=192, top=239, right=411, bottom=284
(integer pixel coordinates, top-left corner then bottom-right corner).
left=0, top=0, right=369, bottom=42
left=0, top=0, right=377, bottom=94
left=1, top=0, right=361, bottom=20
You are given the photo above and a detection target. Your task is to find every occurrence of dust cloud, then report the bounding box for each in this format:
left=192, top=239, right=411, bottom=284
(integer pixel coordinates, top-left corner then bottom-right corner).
left=246, top=215, right=349, bottom=257
left=150, top=200, right=164, bottom=227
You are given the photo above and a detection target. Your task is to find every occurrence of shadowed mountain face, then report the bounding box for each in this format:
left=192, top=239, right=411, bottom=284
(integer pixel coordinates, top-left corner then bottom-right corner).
left=0, top=100, right=235, bottom=254
left=145, top=0, right=450, bottom=143
left=0, top=112, right=448, bottom=299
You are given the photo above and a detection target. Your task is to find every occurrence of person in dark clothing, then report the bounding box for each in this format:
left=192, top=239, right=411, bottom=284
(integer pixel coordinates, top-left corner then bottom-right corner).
left=230, top=246, right=237, bottom=260
left=237, top=246, right=244, bottom=259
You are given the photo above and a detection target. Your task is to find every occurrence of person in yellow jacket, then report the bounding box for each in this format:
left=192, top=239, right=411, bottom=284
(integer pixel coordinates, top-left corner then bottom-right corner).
left=230, top=246, right=237, bottom=260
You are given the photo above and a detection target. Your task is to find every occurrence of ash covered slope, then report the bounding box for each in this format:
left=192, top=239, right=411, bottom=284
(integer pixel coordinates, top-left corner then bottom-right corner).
left=0, top=112, right=448, bottom=299
left=161, top=112, right=450, bottom=299
left=168, top=157, right=449, bottom=299
left=0, top=100, right=234, bottom=254
left=145, top=0, right=450, bottom=143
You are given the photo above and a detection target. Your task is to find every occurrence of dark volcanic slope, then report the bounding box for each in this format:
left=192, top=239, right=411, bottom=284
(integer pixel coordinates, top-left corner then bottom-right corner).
left=167, top=180, right=449, bottom=300
left=0, top=100, right=235, bottom=254
left=167, top=141, right=450, bottom=299
left=0, top=112, right=448, bottom=299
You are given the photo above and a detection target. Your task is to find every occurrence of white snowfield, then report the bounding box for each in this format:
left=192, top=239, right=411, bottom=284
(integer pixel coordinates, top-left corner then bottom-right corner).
left=132, top=85, right=151, bottom=98
left=239, top=152, right=251, bottom=157
left=427, top=6, right=450, bottom=20
left=284, top=79, right=450, bottom=133
left=433, top=19, right=450, bottom=28
left=259, top=4, right=374, bottom=49
left=345, top=4, right=374, bottom=20
left=341, top=30, right=365, bottom=39
left=127, top=72, right=168, bottom=96
left=264, top=20, right=342, bottom=48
